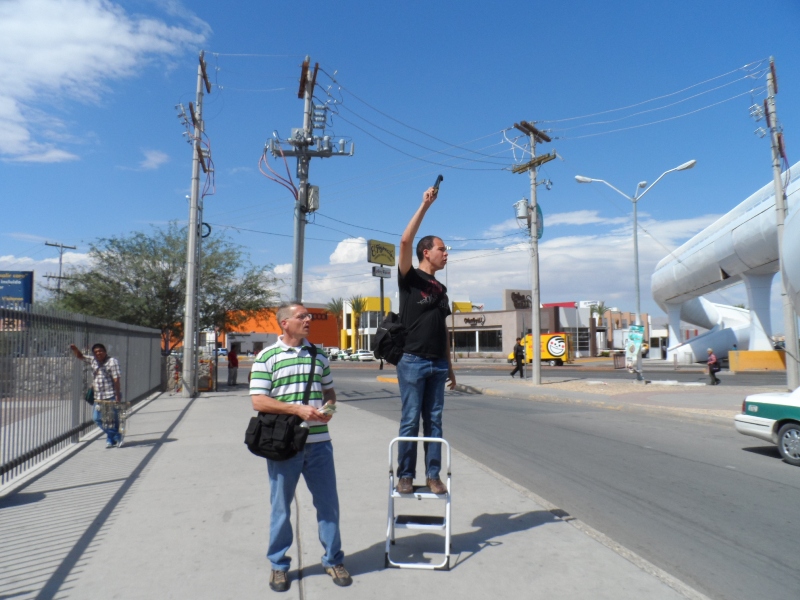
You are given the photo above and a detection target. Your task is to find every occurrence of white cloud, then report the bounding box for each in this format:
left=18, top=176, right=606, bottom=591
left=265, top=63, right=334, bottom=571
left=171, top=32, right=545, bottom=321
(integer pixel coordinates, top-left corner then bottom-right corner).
left=546, top=210, right=629, bottom=227
left=0, top=0, right=208, bottom=162
left=480, top=218, right=524, bottom=238
left=140, top=150, right=170, bottom=170
left=329, top=238, right=367, bottom=264
left=274, top=263, right=292, bottom=275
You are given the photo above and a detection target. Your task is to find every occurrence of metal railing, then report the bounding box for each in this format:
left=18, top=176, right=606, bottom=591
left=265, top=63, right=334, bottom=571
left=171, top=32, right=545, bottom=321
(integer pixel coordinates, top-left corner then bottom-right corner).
left=0, top=303, right=163, bottom=485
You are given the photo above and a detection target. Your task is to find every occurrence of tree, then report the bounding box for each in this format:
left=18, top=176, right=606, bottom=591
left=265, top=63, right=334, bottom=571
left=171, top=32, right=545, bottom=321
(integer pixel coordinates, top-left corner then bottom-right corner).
left=590, top=301, right=607, bottom=326
left=348, top=295, right=366, bottom=351
left=51, top=223, right=279, bottom=351
left=326, top=297, right=344, bottom=345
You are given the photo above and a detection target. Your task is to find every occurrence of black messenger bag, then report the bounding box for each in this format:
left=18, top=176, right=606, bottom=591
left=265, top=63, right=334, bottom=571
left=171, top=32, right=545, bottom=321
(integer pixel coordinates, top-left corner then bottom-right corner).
left=245, top=346, right=318, bottom=461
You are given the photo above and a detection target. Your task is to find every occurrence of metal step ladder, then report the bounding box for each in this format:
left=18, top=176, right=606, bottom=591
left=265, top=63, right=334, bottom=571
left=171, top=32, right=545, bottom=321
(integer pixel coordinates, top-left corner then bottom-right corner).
left=385, top=436, right=451, bottom=570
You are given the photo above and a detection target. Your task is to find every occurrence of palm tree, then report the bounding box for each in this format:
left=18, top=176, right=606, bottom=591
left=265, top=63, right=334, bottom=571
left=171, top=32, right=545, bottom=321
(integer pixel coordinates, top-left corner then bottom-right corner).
left=348, top=295, right=367, bottom=350
left=590, top=301, right=607, bottom=326
left=326, top=297, right=344, bottom=345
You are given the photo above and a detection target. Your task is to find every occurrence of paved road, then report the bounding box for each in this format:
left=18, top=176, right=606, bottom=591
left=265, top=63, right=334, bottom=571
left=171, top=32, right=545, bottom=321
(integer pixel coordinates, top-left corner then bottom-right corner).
left=327, top=368, right=799, bottom=600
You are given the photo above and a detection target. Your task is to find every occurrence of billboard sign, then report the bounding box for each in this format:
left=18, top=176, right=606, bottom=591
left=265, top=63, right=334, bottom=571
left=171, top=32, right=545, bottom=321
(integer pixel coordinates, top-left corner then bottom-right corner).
left=367, top=239, right=396, bottom=266
left=0, top=271, right=34, bottom=304
left=372, top=266, right=391, bottom=278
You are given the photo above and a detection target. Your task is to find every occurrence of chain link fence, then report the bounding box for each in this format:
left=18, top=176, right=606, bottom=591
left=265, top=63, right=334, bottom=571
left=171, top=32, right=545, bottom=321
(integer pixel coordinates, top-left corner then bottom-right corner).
left=0, top=303, right=163, bottom=485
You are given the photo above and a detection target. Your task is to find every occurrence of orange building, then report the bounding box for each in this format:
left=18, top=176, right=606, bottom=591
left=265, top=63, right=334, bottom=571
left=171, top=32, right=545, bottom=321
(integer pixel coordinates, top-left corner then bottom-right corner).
left=219, top=304, right=339, bottom=355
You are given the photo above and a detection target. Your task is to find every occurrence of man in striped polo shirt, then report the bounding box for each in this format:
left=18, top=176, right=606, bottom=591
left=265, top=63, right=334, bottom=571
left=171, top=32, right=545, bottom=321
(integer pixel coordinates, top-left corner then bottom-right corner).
left=250, top=302, right=351, bottom=593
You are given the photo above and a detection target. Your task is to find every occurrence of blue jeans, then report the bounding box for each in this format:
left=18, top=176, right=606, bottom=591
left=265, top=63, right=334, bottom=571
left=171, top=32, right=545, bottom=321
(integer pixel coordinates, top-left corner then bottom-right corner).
left=396, top=353, right=449, bottom=480
left=93, top=404, right=120, bottom=444
left=266, top=441, right=344, bottom=571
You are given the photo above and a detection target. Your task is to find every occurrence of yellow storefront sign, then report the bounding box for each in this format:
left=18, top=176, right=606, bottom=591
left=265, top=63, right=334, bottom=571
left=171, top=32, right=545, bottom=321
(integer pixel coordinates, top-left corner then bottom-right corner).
left=367, top=239, right=396, bottom=266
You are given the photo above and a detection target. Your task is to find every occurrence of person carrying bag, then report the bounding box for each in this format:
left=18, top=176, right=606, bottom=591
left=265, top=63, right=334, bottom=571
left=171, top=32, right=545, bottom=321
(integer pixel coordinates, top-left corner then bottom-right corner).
left=244, top=345, right=317, bottom=460
left=246, top=302, right=351, bottom=592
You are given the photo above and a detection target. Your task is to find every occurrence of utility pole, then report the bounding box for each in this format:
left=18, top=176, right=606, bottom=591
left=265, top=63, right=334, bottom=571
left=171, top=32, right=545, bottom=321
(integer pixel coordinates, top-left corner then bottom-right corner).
left=269, top=56, right=354, bottom=303
left=44, top=241, right=77, bottom=295
left=181, top=50, right=211, bottom=398
left=765, top=57, right=799, bottom=391
left=512, top=121, right=555, bottom=386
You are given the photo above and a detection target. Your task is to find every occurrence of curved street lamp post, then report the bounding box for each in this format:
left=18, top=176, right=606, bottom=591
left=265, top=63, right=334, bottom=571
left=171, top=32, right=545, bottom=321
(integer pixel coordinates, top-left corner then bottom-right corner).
left=575, top=160, right=696, bottom=381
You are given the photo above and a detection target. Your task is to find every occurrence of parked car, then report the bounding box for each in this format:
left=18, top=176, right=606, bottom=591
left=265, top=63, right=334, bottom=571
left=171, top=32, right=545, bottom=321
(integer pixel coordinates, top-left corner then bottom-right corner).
left=213, top=348, right=228, bottom=357
left=350, top=349, right=375, bottom=362
left=326, top=347, right=340, bottom=358
left=735, top=391, right=800, bottom=466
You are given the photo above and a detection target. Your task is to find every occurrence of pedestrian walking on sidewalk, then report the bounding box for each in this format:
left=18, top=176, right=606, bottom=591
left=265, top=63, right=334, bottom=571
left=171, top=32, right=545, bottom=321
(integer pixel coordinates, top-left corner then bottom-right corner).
left=510, top=337, right=525, bottom=378
left=227, top=347, right=239, bottom=386
left=394, top=185, right=456, bottom=497
left=707, top=348, right=721, bottom=385
left=249, top=302, right=351, bottom=592
left=69, top=343, right=124, bottom=448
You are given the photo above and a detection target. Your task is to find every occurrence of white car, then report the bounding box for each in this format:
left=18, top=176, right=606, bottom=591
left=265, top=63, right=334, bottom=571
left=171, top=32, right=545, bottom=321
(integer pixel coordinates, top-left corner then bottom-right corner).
left=734, top=390, right=800, bottom=466
left=351, top=349, right=375, bottom=362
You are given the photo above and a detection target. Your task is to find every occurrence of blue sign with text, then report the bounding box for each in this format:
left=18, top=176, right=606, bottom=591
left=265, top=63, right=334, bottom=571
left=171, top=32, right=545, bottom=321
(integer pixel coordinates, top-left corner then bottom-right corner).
left=0, top=271, right=34, bottom=304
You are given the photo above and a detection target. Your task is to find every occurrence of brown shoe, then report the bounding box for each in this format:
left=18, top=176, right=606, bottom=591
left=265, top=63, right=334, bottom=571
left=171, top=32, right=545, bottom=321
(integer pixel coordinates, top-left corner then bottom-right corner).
left=269, top=569, right=289, bottom=592
left=426, top=477, right=447, bottom=495
left=396, top=477, right=413, bottom=494
left=325, top=563, right=353, bottom=587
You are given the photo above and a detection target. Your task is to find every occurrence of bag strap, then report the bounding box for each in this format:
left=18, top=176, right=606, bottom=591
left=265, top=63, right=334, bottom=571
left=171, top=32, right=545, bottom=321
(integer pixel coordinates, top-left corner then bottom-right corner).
left=301, top=345, right=318, bottom=405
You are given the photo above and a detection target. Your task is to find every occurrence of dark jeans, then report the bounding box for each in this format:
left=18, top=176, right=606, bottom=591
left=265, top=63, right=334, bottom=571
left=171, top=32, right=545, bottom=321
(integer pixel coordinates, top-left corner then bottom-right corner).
left=510, top=357, right=524, bottom=378
left=396, top=353, right=449, bottom=480
left=708, top=366, right=720, bottom=384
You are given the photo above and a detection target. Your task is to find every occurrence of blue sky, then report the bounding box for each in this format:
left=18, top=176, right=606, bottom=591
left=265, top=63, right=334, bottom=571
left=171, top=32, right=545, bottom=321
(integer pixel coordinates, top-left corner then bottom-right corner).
left=2, top=0, right=799, bottom=329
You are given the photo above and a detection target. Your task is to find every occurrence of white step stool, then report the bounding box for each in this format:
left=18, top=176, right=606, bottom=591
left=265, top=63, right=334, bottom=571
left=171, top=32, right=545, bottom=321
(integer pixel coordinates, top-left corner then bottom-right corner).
left=385, top=436, right=451, bottom=570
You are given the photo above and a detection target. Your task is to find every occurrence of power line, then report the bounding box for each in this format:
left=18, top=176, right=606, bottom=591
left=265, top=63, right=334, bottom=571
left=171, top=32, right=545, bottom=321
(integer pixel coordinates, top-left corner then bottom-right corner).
left=318, top=67, right=506, bottom=160
left=558, top=89, right=758, bottom=140
left=539, top=58, right=768, bottom=124
left=553, top=73, right=767, bottom=134
left=331, top=111, right=508, bottom=171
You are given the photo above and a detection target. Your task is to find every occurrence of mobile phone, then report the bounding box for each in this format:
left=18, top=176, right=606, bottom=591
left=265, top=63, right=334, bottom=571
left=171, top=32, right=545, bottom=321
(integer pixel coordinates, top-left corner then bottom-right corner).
left=433, top=174, right=443, bottom=191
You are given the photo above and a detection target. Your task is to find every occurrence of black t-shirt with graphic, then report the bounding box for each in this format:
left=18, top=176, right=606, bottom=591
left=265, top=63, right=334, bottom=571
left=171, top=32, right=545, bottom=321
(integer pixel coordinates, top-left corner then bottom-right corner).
left=398, top=267, right=451, bottom=359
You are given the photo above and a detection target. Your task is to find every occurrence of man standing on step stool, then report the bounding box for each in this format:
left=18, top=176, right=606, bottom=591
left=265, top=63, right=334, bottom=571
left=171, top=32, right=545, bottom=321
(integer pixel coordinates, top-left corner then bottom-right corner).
left=395, top=185, right=456, bottom=496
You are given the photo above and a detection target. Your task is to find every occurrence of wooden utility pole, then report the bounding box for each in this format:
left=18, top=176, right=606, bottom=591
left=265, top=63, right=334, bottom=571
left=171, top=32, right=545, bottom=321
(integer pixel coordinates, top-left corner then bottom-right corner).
left=45, top=241, right=77, bottom=295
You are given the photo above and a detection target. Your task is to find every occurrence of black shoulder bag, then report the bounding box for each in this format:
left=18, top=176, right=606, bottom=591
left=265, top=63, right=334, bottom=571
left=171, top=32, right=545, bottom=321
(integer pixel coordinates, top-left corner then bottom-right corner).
left=373, top=312, right=407, bottom=370
left=244, top=345, right=318, bottom=461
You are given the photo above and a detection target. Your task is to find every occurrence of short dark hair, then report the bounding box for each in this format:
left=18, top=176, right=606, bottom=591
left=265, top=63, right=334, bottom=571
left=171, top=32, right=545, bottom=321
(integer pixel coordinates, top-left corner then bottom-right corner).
left=91, top=343, right=107, bottom=353
left=416, top=235, right=441, bottom=262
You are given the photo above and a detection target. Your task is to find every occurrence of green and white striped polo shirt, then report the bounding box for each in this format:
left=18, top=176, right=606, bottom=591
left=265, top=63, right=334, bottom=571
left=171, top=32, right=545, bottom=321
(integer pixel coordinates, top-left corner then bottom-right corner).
left=249, top=337, right=334, bottom=443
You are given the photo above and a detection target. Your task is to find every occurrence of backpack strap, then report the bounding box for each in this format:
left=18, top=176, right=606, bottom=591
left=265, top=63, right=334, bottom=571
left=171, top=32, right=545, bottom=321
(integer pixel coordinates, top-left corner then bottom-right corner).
left=301, top=345, right=318, bottom=405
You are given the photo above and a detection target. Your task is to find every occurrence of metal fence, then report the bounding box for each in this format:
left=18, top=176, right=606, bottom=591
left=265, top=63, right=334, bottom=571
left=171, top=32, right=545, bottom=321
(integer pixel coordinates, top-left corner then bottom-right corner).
left=0, top=303, right=163, bottom=485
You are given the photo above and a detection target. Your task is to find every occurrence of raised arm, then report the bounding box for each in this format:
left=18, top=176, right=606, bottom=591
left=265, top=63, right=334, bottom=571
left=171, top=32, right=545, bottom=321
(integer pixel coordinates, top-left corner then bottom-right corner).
left=399, top=186, right=439, bottom=276
left=69, top=344, right=85, bottom=360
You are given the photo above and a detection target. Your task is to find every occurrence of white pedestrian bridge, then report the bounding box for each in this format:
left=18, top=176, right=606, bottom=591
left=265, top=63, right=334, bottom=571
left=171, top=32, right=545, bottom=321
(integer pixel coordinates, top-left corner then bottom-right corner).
left=651, top=161, right=800, bottom=361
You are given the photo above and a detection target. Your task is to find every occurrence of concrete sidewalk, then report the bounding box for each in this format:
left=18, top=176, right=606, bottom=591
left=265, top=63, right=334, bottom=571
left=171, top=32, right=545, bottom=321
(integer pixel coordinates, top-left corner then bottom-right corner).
left=0, top=388, right=708, bottom=600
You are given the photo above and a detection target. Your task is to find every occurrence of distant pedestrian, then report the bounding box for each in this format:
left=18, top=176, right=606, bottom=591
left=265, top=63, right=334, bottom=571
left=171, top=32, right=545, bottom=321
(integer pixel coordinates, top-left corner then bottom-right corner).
left=510, top=337, right=525, bottom=378
left=707, top=348, right=720, bottom=385
left=227, top=347, right=239, bottom=386
left=69, top=343, right=124, bottom=448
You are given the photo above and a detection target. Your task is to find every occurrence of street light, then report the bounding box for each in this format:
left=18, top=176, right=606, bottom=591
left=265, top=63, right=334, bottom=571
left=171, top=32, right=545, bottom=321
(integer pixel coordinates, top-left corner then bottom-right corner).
left=575, top=159, right=696, bottom=381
